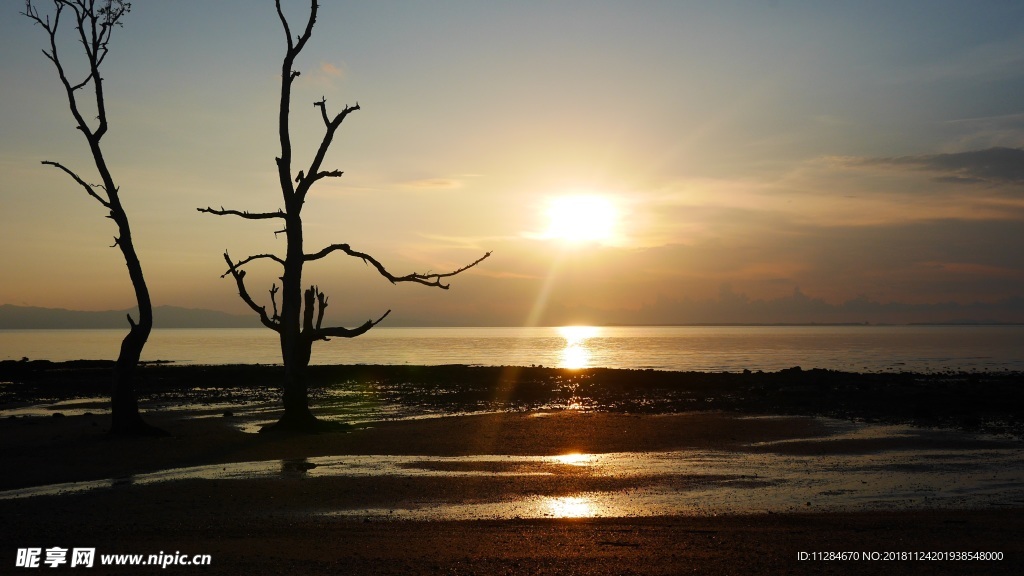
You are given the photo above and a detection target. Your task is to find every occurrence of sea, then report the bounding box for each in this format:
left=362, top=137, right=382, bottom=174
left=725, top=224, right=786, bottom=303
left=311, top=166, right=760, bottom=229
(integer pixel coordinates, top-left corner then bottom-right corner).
left=2, top=325, right=1023, bottom=373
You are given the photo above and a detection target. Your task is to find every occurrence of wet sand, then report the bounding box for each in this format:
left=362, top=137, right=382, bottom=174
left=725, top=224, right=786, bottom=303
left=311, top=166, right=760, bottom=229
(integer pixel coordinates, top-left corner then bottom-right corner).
left=1, top=409, right=1022, bottom=574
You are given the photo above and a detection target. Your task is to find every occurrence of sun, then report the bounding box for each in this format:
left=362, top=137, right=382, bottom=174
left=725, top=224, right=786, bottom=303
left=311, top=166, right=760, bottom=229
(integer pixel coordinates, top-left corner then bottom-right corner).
left=543, top=195, right=618, bottom=244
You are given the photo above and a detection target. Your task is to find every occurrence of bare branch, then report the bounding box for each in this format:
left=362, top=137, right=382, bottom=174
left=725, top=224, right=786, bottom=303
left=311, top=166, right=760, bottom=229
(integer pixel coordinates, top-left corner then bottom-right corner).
left=275, top=0, right=316, bottom=54
left=269, top=283, right=280, bottom=322
left=298, top=283, right=387, bottom=342
left=25, top=2, right=92, bottom=138
left=274, top=0, right=292, bottom=48
left=21, top=1, right=42, bottom=25
left=311, top=99, right=359, bottom=130
left=303, top=243, right=347, bottom=262
left=291, top=0, right=318, bottom=56
left=310, top=309, right=391, bottom=341
left=27, top=0, right=132, bottom=137
left=305, top=244, right=492, bottom=289
left=26, top=1, right=128, bottom=201
left=275, top=0, right=317, bottom=204
left=41, top=160, right=110, bottom=208
left=310, top=169, right=344, bottom=184
left=296, top=169, right=345, bottom=188
left=223, top=252, right=281, bottom=333
left=302, top=286, right=316, bottom=333
left=296, top=100, right=360, bottom=199
left=197, top=206, right=285, bottom=220
left=314, top=97, right=329, bottom=126
left=220, top=253, right=286, bottom=277
left=315, top=288, right=328, bottom=330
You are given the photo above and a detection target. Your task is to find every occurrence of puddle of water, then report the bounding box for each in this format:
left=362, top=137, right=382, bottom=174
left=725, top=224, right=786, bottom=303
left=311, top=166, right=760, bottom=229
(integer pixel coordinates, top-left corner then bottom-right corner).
left=748, top=421, right=919, bottom=445
left=322, top=447, right=1024, bottom=520
left=346, top=493, right=636, bottom=520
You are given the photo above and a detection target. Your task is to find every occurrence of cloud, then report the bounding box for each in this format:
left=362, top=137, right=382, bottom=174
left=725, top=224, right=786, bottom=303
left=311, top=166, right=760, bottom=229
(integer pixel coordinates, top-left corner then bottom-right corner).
left=943, top=113, right=1024, bottom=150
left=400, top=178, right=463, bottom=190
left=320, top=61, right=344, bottom=78
left=292, top=61, right=346, bottom=90
left=861, top=147, right=1024, bottom=186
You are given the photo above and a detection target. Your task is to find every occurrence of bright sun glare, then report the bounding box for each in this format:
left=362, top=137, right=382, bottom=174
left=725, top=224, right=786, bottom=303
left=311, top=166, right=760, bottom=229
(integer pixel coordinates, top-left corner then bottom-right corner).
left=558, top=325, right=599, bottom=370
left=543, top=195, right=617, bottom=244
left=544, top=496, right=597, bottom=518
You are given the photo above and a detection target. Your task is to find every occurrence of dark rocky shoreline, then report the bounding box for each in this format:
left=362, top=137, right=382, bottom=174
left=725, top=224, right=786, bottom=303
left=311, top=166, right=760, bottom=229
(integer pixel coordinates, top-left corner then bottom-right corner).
left=2, top=360, right=1022, bottom=438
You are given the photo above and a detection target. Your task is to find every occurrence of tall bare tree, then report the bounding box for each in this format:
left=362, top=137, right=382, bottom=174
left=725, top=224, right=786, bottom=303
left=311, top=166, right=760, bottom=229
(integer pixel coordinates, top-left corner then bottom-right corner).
left=200, top=0, right=489, bottom=433
left=24, top=0, right=162, bottom=436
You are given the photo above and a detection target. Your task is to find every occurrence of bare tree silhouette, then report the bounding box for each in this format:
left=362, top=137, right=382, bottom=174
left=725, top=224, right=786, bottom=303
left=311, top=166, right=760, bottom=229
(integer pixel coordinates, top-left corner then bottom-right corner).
left=24, top=0, right=163, bottom=436
left=200, top=0, right=489, bottom=433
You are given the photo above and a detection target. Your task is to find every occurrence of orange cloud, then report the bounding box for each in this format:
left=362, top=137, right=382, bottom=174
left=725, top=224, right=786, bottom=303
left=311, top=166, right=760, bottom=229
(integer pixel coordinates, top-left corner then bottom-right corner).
left=320, top=61, right=344, bottom=78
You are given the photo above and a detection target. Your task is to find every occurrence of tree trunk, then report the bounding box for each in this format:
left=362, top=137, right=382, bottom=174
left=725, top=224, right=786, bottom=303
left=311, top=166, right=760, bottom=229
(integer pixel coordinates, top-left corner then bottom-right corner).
left=265, top=211, right=325, bottom=433
left=108, top=205, right=163, bottom=436
left=268, top=337, right=338, bottom=433
left=110, top=329, right=156, bottom=435
left=275, top=340, right=319, bottom=431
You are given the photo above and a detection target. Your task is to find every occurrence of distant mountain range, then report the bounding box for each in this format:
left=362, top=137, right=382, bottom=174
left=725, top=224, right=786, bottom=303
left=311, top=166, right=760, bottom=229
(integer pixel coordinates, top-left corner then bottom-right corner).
left=0, top=304, right=259, bottom=329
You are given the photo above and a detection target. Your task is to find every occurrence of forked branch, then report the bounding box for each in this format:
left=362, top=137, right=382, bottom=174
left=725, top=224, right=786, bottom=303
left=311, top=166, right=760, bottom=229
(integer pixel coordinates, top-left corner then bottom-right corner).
left=219, top=253, right=286, bottom=277
left=23, top=0, right=130, bottom=139
left=296, top=99, right=360, bottom=198
left=305, top=244, right=491, bottom=289
left=222, top=252, right=281, bottom=333
left=275, top=0, right=316, bottom=54
left=299, top=285, right=391, bottom=342
left=313, top=97, right=359, bottom=128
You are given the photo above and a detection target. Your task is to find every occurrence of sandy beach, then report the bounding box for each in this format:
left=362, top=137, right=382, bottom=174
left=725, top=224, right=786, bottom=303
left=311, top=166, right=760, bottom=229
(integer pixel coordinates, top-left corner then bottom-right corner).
left=1, top=362, right=1022, bottom=574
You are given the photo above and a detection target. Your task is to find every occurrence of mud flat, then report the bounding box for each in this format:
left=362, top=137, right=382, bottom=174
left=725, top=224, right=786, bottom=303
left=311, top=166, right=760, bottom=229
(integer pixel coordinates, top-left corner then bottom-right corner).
left=1, top=362, right=1022, bottom=573
left=1, top=411, right=1022, bottom=574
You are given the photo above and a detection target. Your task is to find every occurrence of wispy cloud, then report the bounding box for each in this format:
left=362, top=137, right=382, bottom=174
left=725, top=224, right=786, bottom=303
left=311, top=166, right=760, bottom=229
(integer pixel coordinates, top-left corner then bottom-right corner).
left=400, top=178, right=463, bottom=190
left=399, top=175, right=483, bottom=190
left=293, top=61, right=347, bottom=90
left=943, top=113, right=1024, bottom=150
left=859, top=147, right=1024, bottom=186
left=320, top=61, right=344, bottom=78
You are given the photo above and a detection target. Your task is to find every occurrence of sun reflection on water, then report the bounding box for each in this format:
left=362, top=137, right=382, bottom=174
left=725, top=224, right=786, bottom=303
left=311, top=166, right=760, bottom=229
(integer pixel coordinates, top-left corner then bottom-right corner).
left=544, top=496, right=597, bottom=518
left=557, top=326, right=600, bottom=369
left=551, top=452, right=597, bottom=467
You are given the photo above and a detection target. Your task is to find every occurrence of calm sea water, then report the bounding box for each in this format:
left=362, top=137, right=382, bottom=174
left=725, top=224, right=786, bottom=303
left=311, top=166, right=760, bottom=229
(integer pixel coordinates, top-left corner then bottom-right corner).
left=1, top=325, right=1023, bottom=373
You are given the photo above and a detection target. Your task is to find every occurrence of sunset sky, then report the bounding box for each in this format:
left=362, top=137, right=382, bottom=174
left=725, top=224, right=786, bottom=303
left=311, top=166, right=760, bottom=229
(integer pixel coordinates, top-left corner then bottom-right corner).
left=2, top=1, right=1024, bottom=326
